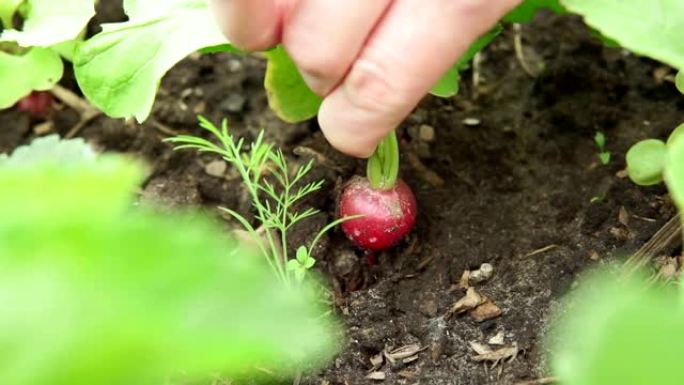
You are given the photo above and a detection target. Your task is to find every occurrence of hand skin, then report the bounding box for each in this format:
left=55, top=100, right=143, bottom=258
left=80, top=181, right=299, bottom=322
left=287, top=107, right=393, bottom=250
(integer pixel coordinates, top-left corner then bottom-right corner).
left=211, top=0, right=522, bottom=158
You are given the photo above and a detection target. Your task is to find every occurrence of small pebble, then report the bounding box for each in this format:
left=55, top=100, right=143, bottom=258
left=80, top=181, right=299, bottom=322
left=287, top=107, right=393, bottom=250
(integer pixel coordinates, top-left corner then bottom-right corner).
left=463, top=117, right=481, bottom=126
left=221, top=93, right=246, bottom=113
left=205, top=160, right=227, bottom=177
left=418, top=124, right=435, bottom=142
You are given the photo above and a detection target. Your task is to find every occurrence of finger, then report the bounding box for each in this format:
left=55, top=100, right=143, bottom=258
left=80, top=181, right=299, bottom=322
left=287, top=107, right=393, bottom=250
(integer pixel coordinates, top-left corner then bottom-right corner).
left=318, top=0, right=521, bottom=157
left=283, top=0, right=393, bottom=96
left=210, top=0, right=292, bottom=51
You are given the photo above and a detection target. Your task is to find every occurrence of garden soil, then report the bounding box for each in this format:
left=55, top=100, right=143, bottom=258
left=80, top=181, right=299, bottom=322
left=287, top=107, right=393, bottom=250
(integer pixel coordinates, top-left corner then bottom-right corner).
left=2, top=5, right=682, bottom=385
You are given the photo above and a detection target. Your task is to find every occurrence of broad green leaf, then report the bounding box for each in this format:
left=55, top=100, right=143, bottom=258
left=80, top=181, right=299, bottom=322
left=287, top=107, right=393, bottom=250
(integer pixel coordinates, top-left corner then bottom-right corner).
left=560, top=0, right=684, bottom=70
left=504, top=0, right=566, bottom=23
left=676, top=71, right=684, bottom=94
left=0, top=0, right=23, bottom=28
left=0, top=137, right=338, bottom=385
left=626, top=139, right=667, bottom=186
left=430, top=24, right=502, bottom=98
left=0, top=47, right=62, bottom=108
left=550, top=270, right=684, bottom=385
left=73, top=0, right=228, bottom=122
left=665, top=129, right=684, bottom=217
left=0, top=0, right=95, bottom=47
left=264, top=46, right=322, bottom=123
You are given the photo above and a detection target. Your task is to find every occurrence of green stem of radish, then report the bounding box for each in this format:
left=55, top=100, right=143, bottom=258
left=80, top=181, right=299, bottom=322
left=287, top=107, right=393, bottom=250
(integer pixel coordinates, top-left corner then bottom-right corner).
left=367, top=130, right=399, bottom=190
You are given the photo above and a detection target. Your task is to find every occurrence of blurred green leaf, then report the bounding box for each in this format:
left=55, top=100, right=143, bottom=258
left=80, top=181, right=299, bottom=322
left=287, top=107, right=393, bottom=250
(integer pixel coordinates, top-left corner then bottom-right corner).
left=0, top=137, right=338, bottom=385
left=0, top=47, right=63, bottom=108
left=667, top=122, right=684, bottom=147
left=560, top=0, right=684, bottom=71
left=264, top=46, right=322, bottom=123
left=550, top=269, right=684, bottom=385
left=0, top=0, right=95, bottom=47
left=665, top=127, right=684, bottom=219
left=73, top=0, right=227, bottom=122
left=626, top=139, right=666, bottom=186
left=676, top=71, right=684, bottom=94
left=0, top=0, right=23, bottom=28
left=504, top=0, right=566, bottom=23
left=430, top=24, right=502, bottom=98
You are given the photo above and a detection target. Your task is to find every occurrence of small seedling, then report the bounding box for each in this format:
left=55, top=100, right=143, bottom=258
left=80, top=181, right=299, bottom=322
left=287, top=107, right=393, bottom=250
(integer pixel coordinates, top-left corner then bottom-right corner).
left=168, top=117, right=353, bottom=285
left=594, top=131, right=611, bottom=165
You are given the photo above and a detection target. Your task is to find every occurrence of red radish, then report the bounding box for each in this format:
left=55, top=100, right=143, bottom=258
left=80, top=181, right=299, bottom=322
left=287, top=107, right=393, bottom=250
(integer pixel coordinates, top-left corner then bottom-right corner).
left=338, top=131, right=417, bottom=251
left=16, top=91, right=53, bottom=119
left=340, top=176, right=416, bottom=251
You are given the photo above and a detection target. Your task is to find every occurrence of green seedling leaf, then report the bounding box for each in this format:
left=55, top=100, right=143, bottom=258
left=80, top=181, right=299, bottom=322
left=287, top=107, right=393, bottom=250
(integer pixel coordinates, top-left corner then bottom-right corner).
left=626, top=139, right=666, bottom=186
left=430, top=24, right=502, bottom=98
left=0, top=0, right=95, bottom=47
left=594, top=131, right=606, bottom=149
left=504, top=0, right=566, bottom=23
left=599, top=152, right=610, bottom=165
left=0, top=0, right=23, bottom=28
left=676, top=71, right=684, bottom=94
left=667, top=122, right=684, bottom=147
left=0, top=47, right=63, bottom=108
left=560, top=0, right=684, bottom=71
left=73, top=0, right=227, bottom=122
left=665, top=129, right=684, bottom=217
left=0, top=137, right=338, bottom=385
left=264, top=46, right=322, bottom=123
left=549, top=268, right=684, bottom=385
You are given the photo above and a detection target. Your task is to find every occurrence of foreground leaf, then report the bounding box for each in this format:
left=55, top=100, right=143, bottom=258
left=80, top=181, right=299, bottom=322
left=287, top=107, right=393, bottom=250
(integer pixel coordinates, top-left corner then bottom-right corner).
left=0, top=47, right=63, bottom=108
left=74, top=0, right=227, bottom=122
left=0, top=137, right=338, bottom=385
left=0, top=0, right=95, bottom=47
left=560, top=0, right=684, bottom=70
left=625, top=139, right=666, bottom=186
left=264, top=46, right=322, bottom=122
left=550, top=269, right=684, bottom=385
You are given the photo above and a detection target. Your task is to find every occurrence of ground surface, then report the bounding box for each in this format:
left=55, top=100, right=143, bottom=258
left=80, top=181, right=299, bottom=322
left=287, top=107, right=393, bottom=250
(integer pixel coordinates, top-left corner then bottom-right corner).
left=1, top=5, right=683, bottom=385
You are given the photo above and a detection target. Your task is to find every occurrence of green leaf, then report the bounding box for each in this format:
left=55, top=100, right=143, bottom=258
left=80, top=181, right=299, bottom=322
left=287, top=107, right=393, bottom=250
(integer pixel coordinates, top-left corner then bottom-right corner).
left=430, top=66, right=460, bottom=98
left=503, top=0, right=566, bottom=23
left=429, top=24, right=502, bottom=98
left=303, top=256, right=316, bottom=269
left=560, top=0, right=684, bottom=71
left=665, top=129, right=684, bottom=217
left=626, top=139, right=667, bottom=186
left=0, top=138, right=338, bottom=385
left=0, top=47, right=63, bottom=108
left=264, top=45, right=322, bottom=123
left=594, top=131, right=606, bottom=149
left=667, top=122, right=684, bottom=147
left=73, top=0, right=228, bottom=122
left=550, top=269, right=684, bottom=385
left=0, top=0, right=95, bottom=47
left=676, top=70, right=684, bottom=94
left=0, top=0, right=23, bottom=28
left=599, top=152, right=611, bottom=165
left=296, top=245, right=308, bottom=263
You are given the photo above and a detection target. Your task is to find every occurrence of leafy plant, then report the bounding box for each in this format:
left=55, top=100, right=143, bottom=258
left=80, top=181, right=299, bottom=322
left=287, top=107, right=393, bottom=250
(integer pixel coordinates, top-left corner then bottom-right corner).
left=593, top=131, right=610, bottom=165
left=0, top=0, right=95, bottom=108
left=0, top=135, right=338, bottom=385
left=168, top=117, right=354, bottom=285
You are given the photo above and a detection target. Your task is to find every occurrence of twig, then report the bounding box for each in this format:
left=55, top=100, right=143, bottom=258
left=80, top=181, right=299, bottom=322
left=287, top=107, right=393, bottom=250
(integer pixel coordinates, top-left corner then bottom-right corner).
left=515, top=376, right=558, bottom=385
left=50, top=84, right=102, bottom=138
left=513, top=24, right=539, bottom=78
left=522, top=244, right=558, bottom=258
left=622, top=214, right=681, bottom=278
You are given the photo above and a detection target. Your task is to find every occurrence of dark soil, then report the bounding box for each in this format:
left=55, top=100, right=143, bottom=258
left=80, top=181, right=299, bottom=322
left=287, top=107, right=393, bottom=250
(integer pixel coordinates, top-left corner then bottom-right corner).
left=2, top=9, right=682, bottom=385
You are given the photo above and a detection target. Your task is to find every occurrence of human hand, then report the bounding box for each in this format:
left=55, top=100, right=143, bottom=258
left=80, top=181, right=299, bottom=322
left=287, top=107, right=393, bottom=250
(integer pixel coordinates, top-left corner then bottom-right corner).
left=211, top=0, right=521, bottom=157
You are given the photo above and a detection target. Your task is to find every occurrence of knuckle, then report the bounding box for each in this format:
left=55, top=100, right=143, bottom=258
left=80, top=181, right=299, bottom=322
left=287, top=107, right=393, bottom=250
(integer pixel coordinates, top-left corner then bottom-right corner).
left=285, top=40, right=346, bottom=81
left=344, top=58, right=409, bottom=113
